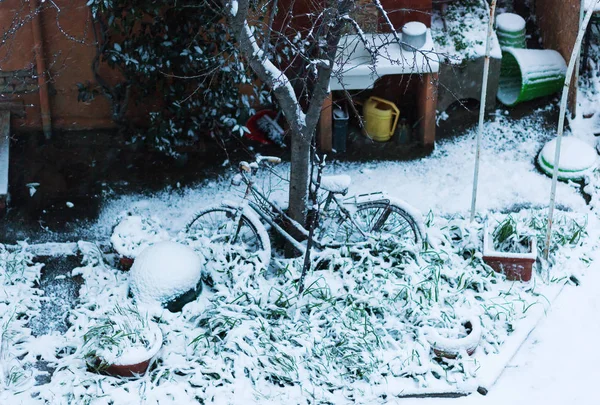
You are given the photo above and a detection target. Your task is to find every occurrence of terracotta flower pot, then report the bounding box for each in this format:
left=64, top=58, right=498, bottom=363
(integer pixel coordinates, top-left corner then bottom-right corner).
left=483, top=220, right=537, bottom=282
left=118, top=256, right=135, bottom=270
left=95, top=323, right=163, bottom=378
left=425, top=317, right=482, bottom=359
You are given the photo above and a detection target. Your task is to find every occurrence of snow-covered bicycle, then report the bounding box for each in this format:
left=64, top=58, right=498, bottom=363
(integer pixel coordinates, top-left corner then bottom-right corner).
left=184, top=155, right=424, bottom=266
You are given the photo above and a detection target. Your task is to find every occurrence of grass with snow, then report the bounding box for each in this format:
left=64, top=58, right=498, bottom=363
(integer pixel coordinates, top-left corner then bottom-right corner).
left=2, top=208, right=596, bottom=404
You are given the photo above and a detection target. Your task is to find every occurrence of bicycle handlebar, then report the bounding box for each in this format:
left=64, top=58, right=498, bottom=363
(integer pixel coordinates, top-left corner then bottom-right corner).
left=239, top=155, right=281, bottom=172
left=257, top=155, right=281, bottom=165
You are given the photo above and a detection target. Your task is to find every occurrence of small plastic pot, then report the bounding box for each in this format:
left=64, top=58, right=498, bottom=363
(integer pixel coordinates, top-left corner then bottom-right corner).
left=425, top=317, right=482, bottom=359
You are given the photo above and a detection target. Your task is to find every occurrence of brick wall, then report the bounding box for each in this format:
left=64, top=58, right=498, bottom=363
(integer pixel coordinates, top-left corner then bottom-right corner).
left=0, top=0, right=120, bottom=132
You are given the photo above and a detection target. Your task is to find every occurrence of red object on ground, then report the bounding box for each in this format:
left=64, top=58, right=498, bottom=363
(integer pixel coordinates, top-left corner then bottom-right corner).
left=104, top=358, right=154, bottom=377
left=118, top=256, right=134, bottom=271
left=245, top=110, right=277, bottom=145
left=483, top=255, right=536, bottom=282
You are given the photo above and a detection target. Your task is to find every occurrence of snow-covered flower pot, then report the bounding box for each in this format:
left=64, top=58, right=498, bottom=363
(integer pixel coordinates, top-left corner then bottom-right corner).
left=425, top=317, right=482, bottom=359
left=130, top=241, right=204, bottom=312
left=102, top=323, right=163, bottom=377
left=110, top=215, right=169, bottom=270
left=84, top=308, right=163, bottom=378
left=483, top=218, right=537, bottom=282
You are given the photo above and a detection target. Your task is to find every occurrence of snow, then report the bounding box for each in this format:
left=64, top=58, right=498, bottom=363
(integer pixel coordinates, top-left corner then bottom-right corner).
left=483, top=219, right=537, bottom=260
left=86, top=113, right=586, bottom=242
left=110, top=215, right=169, bottom=258
left=6, top=76, right=600, bottom=402
left=330, top=32, right=439, bottom=91
left=320, top=174, right=351, bottom=194
left=424, top=316, right=482, bottom=356
left=230, top=0, right=238, bottom=16
left=129, top=241, right=204, bottom=307
left=432, top=0, right=502, bottom=64
left=538, top=137, right=598, bottom=179
left=99, top=322, right=162, bottom=366
left=403, top=21, right=427, bottom=37
left=496, top=13, right=526, bottom=33
left=585, top=0, right=600, bottom=12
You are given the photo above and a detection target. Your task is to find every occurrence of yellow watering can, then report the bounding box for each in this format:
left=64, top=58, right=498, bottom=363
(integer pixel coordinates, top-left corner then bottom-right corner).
left=364, top=97, right=400, bottom=142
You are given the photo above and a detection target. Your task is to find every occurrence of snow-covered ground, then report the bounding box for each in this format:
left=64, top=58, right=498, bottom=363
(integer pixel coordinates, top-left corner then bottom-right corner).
left=0, top=101, right=596, bottom=403
left=403, top=264, right=600, bottom=405
left=93, top=109, right=587, bottom=238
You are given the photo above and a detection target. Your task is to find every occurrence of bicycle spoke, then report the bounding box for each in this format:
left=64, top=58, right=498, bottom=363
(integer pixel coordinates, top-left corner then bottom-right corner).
left=322, top=201, right=421, bottom=246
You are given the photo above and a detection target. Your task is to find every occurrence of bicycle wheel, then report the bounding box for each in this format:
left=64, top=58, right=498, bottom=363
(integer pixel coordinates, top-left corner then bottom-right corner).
left=325, top=201, right=423, bottom=247
left=184, top=206, right=271, bottom=265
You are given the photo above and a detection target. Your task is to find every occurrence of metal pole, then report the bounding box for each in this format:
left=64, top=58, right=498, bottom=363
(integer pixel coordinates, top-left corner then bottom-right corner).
left=470, top=0, right=498, bottom=222
left=545, top=1, right=598, bottom=259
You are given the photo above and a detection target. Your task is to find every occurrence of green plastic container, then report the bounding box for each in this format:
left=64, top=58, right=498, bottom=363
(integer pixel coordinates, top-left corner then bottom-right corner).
left=537, top=137, right=598, bottom=181
left=496, top=31, right=526, bottom=49
left=496, top=13, right=527, bottom=49
left=497, top=48, right=567, bottom=106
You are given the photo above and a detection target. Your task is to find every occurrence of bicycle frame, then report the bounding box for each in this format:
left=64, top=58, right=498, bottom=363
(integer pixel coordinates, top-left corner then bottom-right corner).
left=231, top=162, right=385, bottom=254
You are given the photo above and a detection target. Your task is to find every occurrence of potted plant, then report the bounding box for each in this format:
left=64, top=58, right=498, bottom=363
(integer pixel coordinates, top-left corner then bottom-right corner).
left=110, top=215, right=169, bottom=270
left=483, top=216, right=538, bottom=282
left=83, top=305, right=163, bottom=377
left=424, top=316, right=482, bottom=359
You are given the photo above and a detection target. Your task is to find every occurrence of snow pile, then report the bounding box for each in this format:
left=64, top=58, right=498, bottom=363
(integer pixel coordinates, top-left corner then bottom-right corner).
left=432, top=0, right=502, bottom=64
left=583, top=166, right=600, bottom=213
left=110, top=215, right=169, bottom=259
left=130, top=241, right=204, bottom=308
left=320, top=174, right=351, bottom=194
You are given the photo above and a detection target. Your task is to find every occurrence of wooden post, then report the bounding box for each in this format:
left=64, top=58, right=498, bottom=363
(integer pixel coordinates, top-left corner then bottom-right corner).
left=29, top=0, right=52, bottom=140
left=318, top=92, right=333, bottom=153
left=0, top=111, right=10, bottom=214
left=417, top=73, right=438, bottom=147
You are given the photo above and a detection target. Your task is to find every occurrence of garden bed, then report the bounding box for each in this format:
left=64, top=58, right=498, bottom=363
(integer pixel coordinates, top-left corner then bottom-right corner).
left=1, top=207, right=596, bottom=403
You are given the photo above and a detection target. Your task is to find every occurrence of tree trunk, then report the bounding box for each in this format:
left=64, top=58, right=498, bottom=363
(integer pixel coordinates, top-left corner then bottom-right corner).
left=288, top=129, right=312, bottom=226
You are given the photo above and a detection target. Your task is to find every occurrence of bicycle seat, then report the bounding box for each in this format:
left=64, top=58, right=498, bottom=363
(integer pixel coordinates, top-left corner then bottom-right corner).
left=320, top=175, right=351, bottom=195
